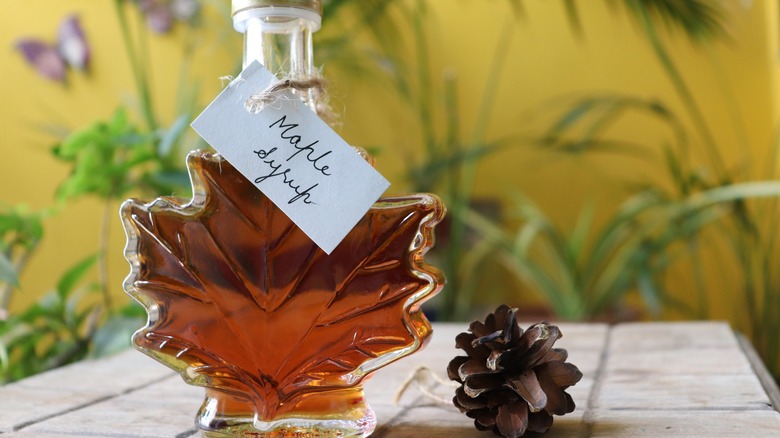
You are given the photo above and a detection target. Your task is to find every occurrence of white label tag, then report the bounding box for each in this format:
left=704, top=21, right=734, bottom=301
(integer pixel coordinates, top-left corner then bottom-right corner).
left=191, top=61, right=390, bottom=254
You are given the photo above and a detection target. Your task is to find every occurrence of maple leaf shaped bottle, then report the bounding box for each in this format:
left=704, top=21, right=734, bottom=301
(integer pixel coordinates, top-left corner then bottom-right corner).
left=120, top=1, right=445, bottom=436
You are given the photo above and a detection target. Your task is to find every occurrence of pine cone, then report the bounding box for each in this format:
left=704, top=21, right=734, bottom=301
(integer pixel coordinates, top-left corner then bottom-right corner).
left=447, top=305, right=582, bottom=438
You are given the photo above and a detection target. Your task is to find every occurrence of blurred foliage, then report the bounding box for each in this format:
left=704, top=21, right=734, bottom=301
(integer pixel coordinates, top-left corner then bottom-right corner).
left=1, top=0, right=203, bottom=383
left=514, top=0, right=780, bottom=381
left=53, top=108, right=193, bottom=202
left=0, top=255, right=146, bottom=383
left=467, top=180, right=780, bottom=321
left=546, top=0, right=727, bottom=41
left=357, top=0, right=516, bottom=321
left=0, top=207, right=47, bottom=319
left=0, top=256, right=99, bottom=383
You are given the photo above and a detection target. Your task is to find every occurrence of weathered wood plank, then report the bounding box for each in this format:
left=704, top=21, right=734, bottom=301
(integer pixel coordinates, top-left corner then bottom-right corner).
left=737, top=332, right=780, bottom=413
left=549, top=323, right=610, bottom=352
left=374, top=404, right=585, bottom=438
left=609, top=321, right=739, bottom=350
left=589, top=410, right=780, bottom=437
left=606, top=347, right=755, bottom=375
left=0, top=433, right=101, bottom=437
left=594, top=373, right=772, bottom=410
left=0, top=350, right=173, bottom=433
left=20, top=376, right=201, bottom=437
left=596, top=322, right=773, bottom=411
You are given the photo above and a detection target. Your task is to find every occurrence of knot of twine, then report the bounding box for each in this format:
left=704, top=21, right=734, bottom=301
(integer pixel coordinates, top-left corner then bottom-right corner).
left=244, top=76, right=338, bottom=125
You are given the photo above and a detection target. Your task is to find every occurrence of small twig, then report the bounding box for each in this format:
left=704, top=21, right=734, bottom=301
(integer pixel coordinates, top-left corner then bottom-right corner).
left=394, top=366, right=459, bottom=406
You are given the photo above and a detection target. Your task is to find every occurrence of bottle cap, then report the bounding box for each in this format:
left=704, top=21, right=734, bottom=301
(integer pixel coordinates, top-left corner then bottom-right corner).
left=232, top=0, right=322, bottom=32
left=232, top=0, right=323, bottom=17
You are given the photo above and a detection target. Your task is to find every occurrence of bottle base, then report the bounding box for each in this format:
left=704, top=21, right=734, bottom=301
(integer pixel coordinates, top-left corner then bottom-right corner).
left=197, top=397, right=377, bottom=438
left=199, top=413, right=376, bottom=438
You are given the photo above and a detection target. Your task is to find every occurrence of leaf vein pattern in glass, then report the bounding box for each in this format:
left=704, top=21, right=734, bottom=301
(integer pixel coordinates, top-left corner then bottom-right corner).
left=121, top=150, right=445, bottom=422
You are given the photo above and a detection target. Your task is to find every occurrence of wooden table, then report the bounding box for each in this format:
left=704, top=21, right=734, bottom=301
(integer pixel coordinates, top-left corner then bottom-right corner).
left=1, top=322, right=779, bottom=437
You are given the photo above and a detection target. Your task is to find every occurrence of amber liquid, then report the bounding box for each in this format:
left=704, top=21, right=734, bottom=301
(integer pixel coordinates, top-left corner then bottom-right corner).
left=122, top=151, right=444, bottom=432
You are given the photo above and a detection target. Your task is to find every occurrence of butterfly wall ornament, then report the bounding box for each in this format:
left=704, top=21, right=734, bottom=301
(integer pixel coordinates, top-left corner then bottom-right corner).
left=15, top=14, right=90, bottom=84
left=135, top=0, right=201, bottom=34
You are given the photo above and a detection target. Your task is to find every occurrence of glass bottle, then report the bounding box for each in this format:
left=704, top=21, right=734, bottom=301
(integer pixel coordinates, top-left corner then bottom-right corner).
left=121, top=1, right=445, bottom=437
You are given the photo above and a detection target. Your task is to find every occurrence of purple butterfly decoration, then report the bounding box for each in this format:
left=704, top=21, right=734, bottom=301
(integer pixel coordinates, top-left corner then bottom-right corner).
left=136, top=0, right=201, bottom=34
left=15, top=14, right=90, bottom=83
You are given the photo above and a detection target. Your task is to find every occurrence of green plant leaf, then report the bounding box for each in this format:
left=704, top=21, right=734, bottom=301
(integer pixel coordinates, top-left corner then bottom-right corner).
left=157, top=114, right=189, bottom=157
left=0, top=253, right=18, bottom=286
left=54, top=124, right=101, bottom=159
left=0, top=338, right=8, bottom=377
left=56, top=254, right=98, bottom=299
left=108, top=106, right=128, bottom=132
left=562, top=0, right=582, bottom=36
left=141, top=169, right=191, bottom=195
left=560, top=0, right=726, bottom=43
left=680, top=182, right=780, bottom=213
left=54, top=107, right=155, bottom=202
left=569, top=202, right=596, bottom=264
left=89, top=315, right=144, bottom=358
left=543, top=98, right=600, bottom=141
left=0, top=206, right=45, bottom=248
left=637, top=258, right=662, bottom=316
left=626, top=0, right=727, bottom=42
left=507, top=0, right=525, bottom=18
left=539, top=95, right=680, bottom=157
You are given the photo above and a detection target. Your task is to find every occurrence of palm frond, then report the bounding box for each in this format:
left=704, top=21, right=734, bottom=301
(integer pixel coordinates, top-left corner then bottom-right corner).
left=627, top=0, right=727, bottom=42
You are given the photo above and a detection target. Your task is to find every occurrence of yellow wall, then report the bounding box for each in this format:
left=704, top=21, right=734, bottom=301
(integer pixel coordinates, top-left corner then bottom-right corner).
left=0, top=0, right=238, bottom=311
left=1, top=1, right=777, bottom=319
left=337, top=1, right=779, bottom=319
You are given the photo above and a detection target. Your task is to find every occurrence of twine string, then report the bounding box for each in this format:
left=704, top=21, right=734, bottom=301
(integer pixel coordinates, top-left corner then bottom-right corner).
left=393, top=366, right=459, bottom=406
left=245, top=76, right=328, bottom=115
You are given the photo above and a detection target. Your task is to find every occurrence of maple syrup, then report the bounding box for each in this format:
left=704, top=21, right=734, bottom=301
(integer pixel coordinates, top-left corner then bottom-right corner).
left=122, top=152, right=444, bottom=436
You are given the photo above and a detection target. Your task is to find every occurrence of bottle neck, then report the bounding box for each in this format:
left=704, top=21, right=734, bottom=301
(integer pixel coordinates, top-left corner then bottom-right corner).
left=235, top=8, right=319, bottom=110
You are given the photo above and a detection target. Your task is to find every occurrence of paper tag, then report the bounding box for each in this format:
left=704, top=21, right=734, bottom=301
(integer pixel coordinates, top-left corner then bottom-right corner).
left=191, top=61, right=390, bottom=254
